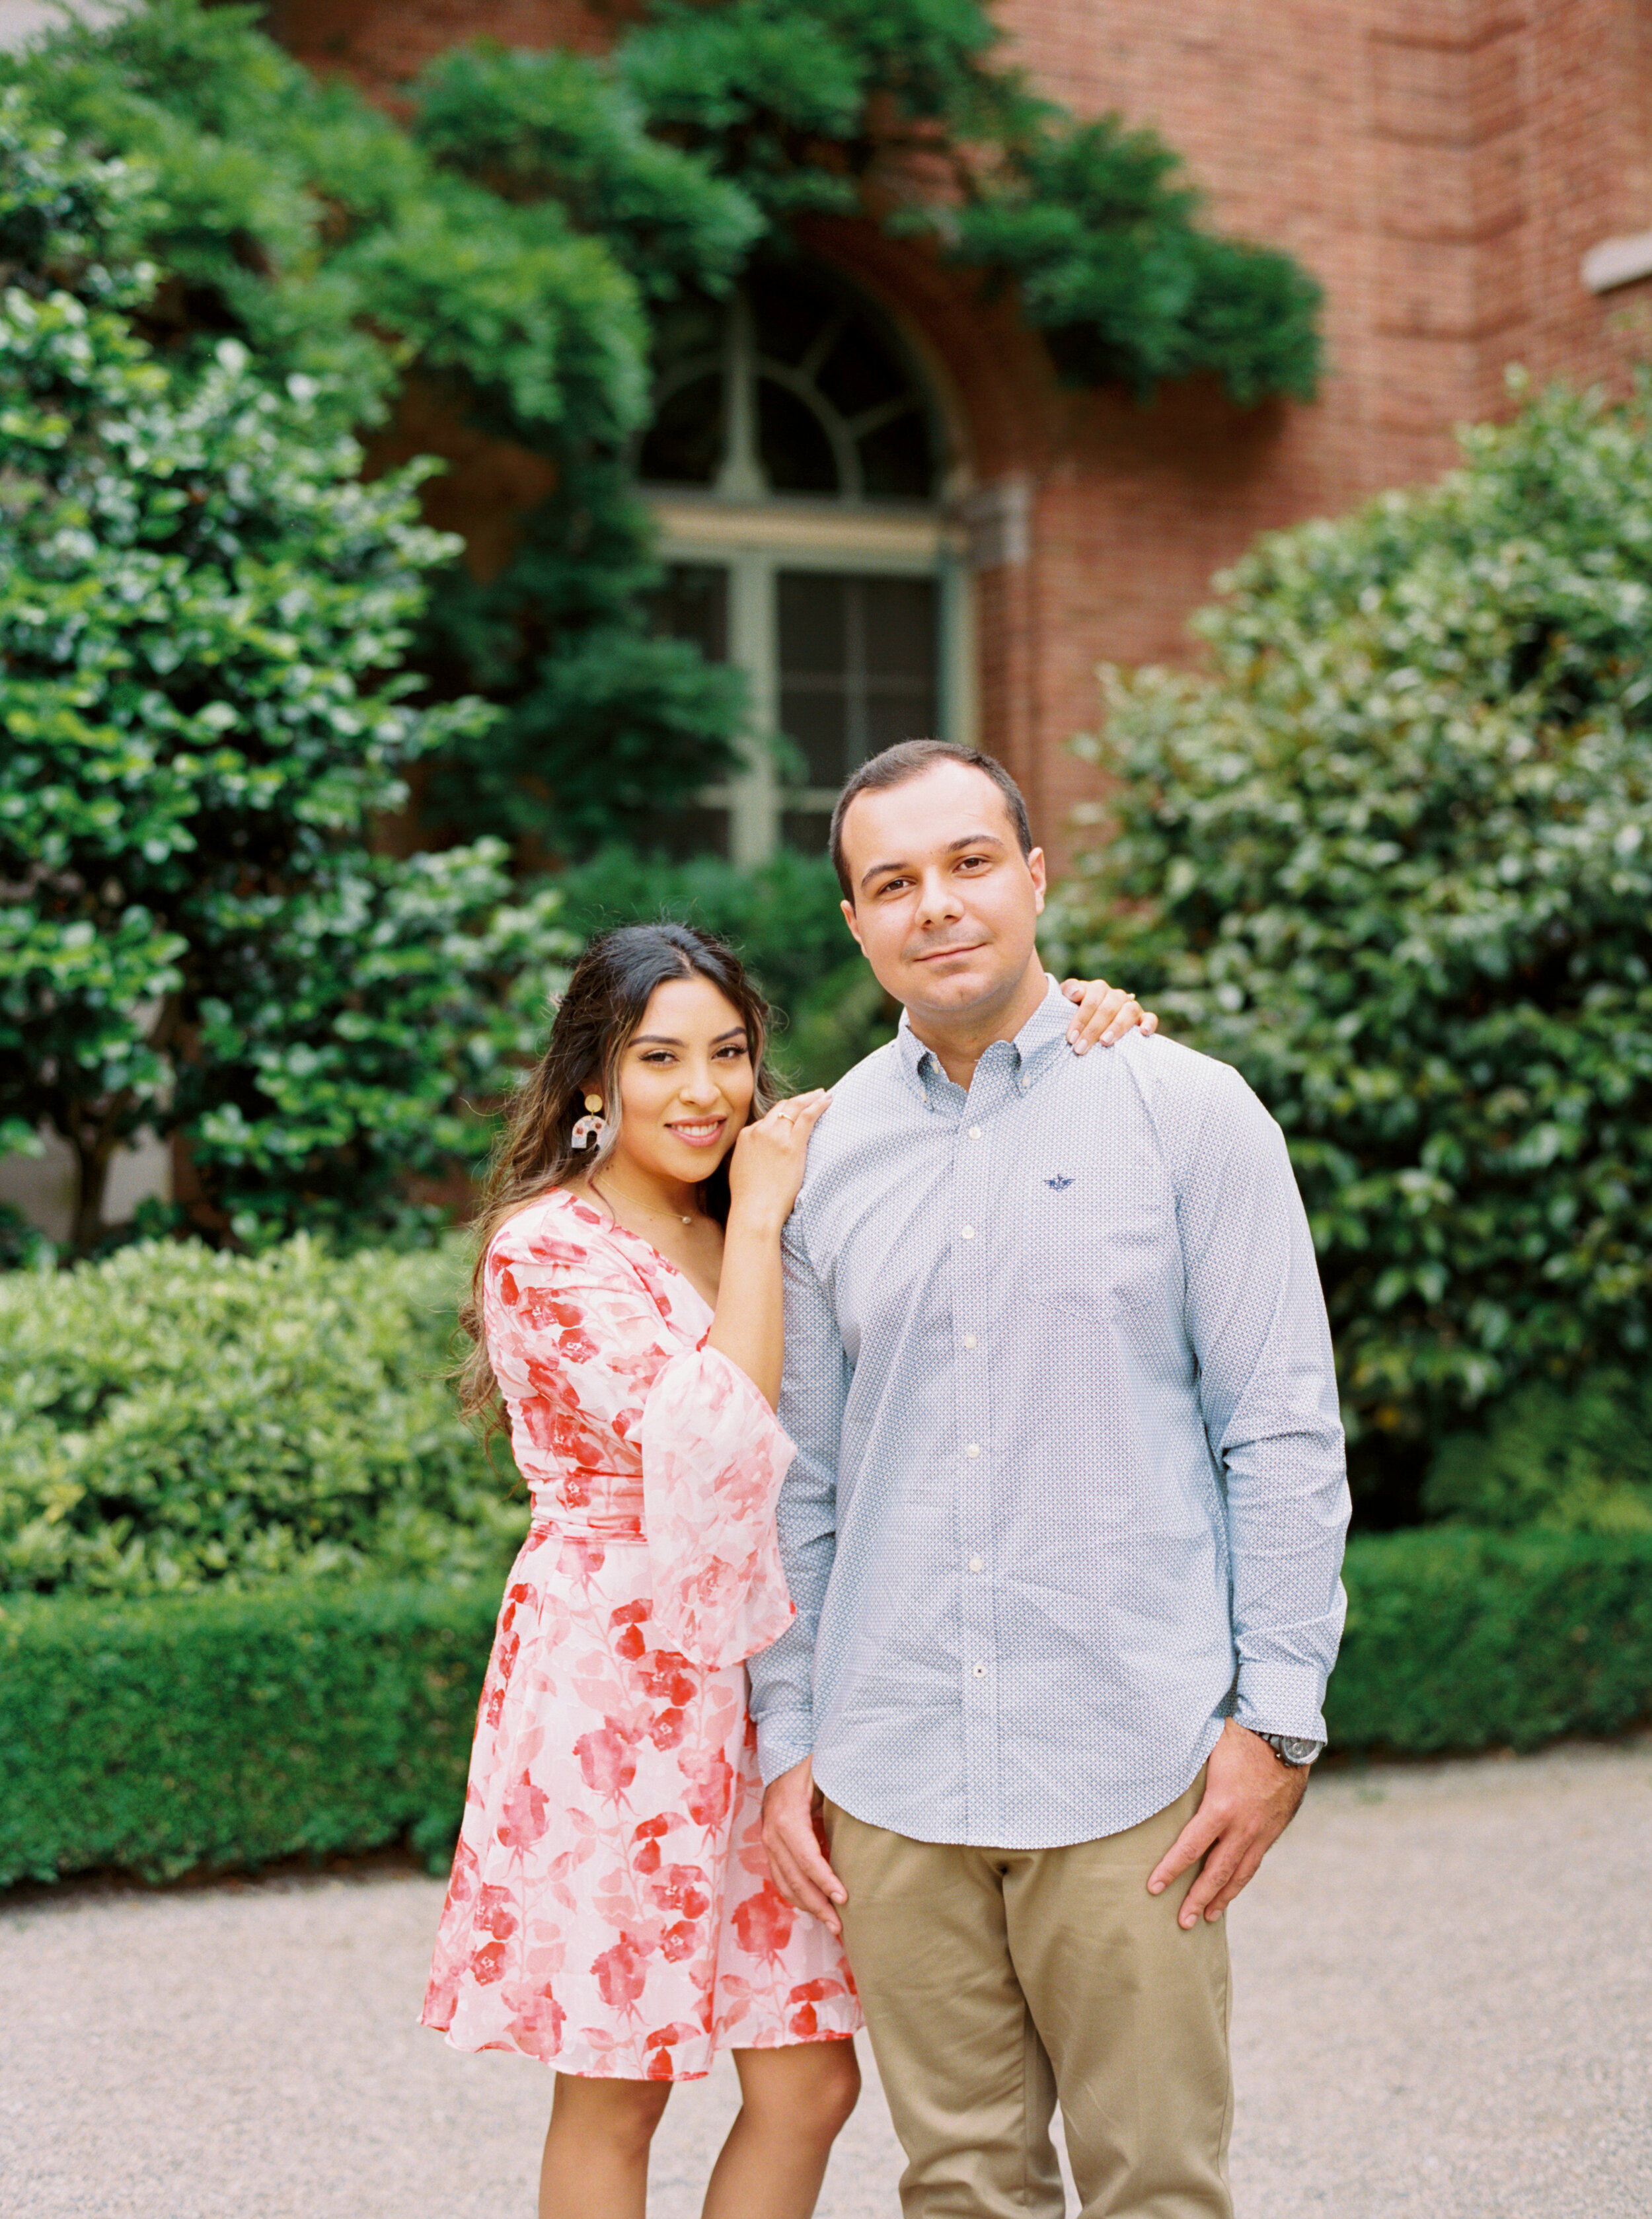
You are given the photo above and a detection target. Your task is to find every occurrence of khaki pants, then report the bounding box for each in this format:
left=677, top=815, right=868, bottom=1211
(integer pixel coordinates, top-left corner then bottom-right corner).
left=823, top=1774, right=1232, bottom=2219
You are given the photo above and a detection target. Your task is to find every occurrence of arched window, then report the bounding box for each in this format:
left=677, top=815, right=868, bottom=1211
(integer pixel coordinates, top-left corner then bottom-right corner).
left=636, top=264, right=967, bottom=862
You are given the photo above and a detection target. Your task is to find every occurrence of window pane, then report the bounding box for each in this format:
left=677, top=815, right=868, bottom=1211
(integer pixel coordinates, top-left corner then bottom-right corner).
left=781, top=808, right=834, bottom=856
left=864, top=577, right=937, bottom=683
left=752, top=270, right=834, bottom=367
left=815, top=328, right=909, bottom=419
left=777, top=572, right=846, bottom=674
left=777, top=570, right=938, bottom=795
left=639, top=372, right=724, bottom=484
left=758, top=381, right=839, bottom=494
left=858, top=407, right=934, bottom=500
left=634, top=805, right=732, bottom=862
left=779, top=687, right=850, bottom=788
left=865, top=692, right=934, bottom=753
left=649, top=563, right=729, bottom=663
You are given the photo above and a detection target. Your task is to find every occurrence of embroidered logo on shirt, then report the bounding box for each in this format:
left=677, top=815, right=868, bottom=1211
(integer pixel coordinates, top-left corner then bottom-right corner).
left=1045, top=1174, right=1074, bottom=1191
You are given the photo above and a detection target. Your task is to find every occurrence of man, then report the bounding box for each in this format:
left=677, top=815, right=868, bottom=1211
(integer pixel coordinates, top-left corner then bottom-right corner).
left=747, top=741, right=1349, bottom=2219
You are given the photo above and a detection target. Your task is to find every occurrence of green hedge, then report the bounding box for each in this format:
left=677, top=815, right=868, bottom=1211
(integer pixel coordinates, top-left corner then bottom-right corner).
left=1331, top=1528, right=1652, bottom=1754
left=0, top=1577, right=499, bottom=1886
left=3, top=1530, right=1649, bottom=1888
left=0, top=1238, right=523, bottom=1600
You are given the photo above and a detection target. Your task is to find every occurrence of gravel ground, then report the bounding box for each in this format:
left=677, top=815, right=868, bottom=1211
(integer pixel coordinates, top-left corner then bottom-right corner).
left=2, top=1737, right=1648, bottom=2218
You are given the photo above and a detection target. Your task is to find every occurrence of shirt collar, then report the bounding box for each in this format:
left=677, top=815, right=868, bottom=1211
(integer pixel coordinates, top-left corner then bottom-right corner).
left=895, top=973, right=1072, bottom=1101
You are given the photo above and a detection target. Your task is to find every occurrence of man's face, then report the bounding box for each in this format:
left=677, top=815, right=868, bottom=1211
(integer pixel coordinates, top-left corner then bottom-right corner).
left=838, top=761, right=1047, bottom=1022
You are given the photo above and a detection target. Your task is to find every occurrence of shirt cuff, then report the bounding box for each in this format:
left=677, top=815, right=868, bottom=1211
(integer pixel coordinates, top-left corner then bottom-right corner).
left=1232, top=1659, right=1330, bottom=1745
left=754, top=1710, right=815, bottom=1788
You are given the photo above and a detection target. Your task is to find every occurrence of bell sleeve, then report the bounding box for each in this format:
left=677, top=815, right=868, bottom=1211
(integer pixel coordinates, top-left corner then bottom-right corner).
left=638, top=1343, right=798, bottom=1673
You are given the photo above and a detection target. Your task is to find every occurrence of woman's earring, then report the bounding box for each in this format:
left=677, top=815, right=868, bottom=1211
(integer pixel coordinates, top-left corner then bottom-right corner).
left=571, top=1092, right=608, bottom=1150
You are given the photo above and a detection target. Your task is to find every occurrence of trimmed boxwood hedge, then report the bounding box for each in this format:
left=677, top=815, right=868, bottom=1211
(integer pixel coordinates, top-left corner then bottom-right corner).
left=0, top=1577, right=501, bottom=1886
left=1, top=1528, right=1648, bottom=1887
left=1328, top=1526, right=1652, bottom=1755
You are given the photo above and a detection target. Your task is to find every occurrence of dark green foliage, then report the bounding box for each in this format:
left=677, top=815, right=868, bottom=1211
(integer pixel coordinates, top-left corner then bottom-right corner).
left=554, top=843, right=849, bottom=1012
left=418, top=457, right=747, bottom=853
left=0, top=99, right=576, bottom=1249
left=2, top=1, right=652, bottom=441
left=778, top=958, right=901, bottom=1091
left=177, top=845, right=573, bottom=1250
left=0, top=1577, right=498, bottom=1883
left=1424, top=1370, right=1652, bottom=1535
left=550, top=845, right=898, bottom=1087
left=1330, top=1528, right=1652, bottom=1753
left=414, top=40, right=763, bottom=301
left=620, top=0, right=1014, bottom=218
left=1046, top=379, right=1652, bottom=1515
left=5, top=5, right=746, bottom=857
left=4, top=1530, right=1647, bottom=1887
left=0, top=1238, right=521, bottom=1598
left=949, top=117, right=1322, bottom=403
left=622, top=0, right=1322, bottom=401
left=10, top=0, right=1322, bottom=857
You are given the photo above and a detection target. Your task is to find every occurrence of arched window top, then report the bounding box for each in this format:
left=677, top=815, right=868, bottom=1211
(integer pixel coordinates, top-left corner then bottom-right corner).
left=638, top=265, right=938, bottom=504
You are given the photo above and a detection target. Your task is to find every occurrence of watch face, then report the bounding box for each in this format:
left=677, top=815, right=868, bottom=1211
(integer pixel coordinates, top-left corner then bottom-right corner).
left=1273, top=1736, right=1321, bottom=1766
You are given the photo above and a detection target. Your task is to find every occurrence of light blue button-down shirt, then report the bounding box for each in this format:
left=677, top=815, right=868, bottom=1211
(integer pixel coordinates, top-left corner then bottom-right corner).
left=746, top=977, right=1351, bottom=1848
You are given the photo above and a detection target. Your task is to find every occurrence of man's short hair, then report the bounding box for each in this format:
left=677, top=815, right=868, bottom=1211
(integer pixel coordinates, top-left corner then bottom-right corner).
left=829, top=740, right=1033, bottom=900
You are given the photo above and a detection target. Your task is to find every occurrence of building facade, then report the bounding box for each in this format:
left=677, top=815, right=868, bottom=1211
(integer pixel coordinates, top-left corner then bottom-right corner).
left=264, top=0, right=1652, bottom=868
left=8, top=0, right=1649, bottom=1242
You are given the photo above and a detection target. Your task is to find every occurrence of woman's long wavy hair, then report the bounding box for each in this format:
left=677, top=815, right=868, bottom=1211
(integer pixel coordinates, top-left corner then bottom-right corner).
left=458, top=921, right=784, bottom=1451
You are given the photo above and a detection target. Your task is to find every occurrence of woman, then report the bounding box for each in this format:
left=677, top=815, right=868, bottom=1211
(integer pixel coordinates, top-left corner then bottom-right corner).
left=422, top=924, right=1153, bottom=2219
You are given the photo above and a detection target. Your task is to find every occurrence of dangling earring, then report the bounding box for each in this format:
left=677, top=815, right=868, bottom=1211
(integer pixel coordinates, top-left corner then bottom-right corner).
left=571, top=1092, right=608, bottom=1150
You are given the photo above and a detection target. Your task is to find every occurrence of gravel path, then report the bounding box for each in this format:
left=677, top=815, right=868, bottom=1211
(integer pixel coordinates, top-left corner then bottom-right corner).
left=3, top=1738, right=1648, bottom=2218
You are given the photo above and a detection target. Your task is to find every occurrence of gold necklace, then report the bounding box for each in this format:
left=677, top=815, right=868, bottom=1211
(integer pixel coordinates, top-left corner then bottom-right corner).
left=591, top=1172, right=694, bottom=1228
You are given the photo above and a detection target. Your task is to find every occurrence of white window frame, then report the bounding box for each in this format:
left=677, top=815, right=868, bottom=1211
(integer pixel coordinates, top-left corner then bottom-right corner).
left=639, top=278, right=971, bottom=866
left=648, top=496, right=971, bottom=865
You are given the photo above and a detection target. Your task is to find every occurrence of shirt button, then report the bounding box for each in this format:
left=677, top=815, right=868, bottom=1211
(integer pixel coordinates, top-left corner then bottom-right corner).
left=969, top=1555, right=983, bottom=1573
left=973, top=1663, right=986, bottom=1678
left=961, top=1225, right=975, bottom=1239
left=1020, top=1074, right=1030, bottom=1091
left=969, top=1125, right=981, bottom=1140
left=965, top=1443, right=981, bottom=1458
left=962, top=1334, right=977, bottom=1349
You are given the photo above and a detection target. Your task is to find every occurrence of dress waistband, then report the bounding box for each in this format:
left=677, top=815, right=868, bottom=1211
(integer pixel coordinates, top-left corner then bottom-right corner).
left=529, top=1511, right=646, bottom=1542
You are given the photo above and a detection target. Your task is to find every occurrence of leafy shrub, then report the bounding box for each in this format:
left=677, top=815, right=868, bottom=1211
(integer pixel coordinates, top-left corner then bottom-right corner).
left=8, top=5, right=750, bottom=856
left=10, top=1, right=1323, bottom=866
left=620, top=0, right=1321, bottom=402
left=1423, top=1371, right=1652, bottom=1534
left=0, top=94, right=575, bottom=1251
left=0, top=1576, right=498, bottom=1883
left=0, top=1237, right=521, bottom=1598
left=4, top=1528, right=1647, bottom=1887
left=1330, top=1526, right=1652, bottom=1752
left=552, top=845, right=898, bottom=1087
left=1045, top=377, right=1652, bottom=1516
left=554, top=844, right=851, bottom=1016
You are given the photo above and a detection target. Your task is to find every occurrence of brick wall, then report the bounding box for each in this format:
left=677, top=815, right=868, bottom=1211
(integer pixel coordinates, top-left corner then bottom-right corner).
left=272, top=0, right=1652, bottom=862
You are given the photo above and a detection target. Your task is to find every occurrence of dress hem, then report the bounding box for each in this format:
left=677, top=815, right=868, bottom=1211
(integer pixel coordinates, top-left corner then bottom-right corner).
left=420, top=2011, right=859, bottom=2081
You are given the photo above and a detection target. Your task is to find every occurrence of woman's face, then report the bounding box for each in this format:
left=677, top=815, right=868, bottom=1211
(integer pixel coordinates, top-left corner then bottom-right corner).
left=607, top=975, right=756, bottom=1185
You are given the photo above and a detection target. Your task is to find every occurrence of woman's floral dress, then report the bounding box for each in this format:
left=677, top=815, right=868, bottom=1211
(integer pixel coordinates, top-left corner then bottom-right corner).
left=422, top=1188, right=860, bottom=2080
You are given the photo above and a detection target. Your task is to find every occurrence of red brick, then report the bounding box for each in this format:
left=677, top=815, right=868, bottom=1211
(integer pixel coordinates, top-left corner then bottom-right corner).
left=272, top=1, right=1652, bottom=864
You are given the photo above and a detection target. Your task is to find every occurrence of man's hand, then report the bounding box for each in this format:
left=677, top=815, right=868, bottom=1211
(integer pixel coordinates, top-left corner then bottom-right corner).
left=1147, top=1719, right=1309, bottom=1929
left=761, top=1757, right=849, bottom=1939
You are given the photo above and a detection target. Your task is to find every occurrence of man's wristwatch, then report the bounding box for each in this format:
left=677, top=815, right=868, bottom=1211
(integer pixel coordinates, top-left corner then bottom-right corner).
left=1256, top=1732, right=1322, bottom=1768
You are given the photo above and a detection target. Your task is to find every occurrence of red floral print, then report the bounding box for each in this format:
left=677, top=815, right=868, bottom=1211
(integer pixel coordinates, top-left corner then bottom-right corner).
left=732, top=1884, right=796, bottom=1964
left=422, top=1189, right=860, bottom=2080
left=574, top=1723, right=639, bottom=1803
left=593, top=1936, right=650, bottom=2012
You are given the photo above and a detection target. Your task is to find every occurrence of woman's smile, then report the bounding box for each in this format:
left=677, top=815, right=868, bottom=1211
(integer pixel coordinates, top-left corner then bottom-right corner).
left=665, top=1114, right=728, bottom=1148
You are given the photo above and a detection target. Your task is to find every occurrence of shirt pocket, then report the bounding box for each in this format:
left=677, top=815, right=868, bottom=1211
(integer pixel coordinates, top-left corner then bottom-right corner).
left=1020, top=1165, right=1174, bottom=1318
